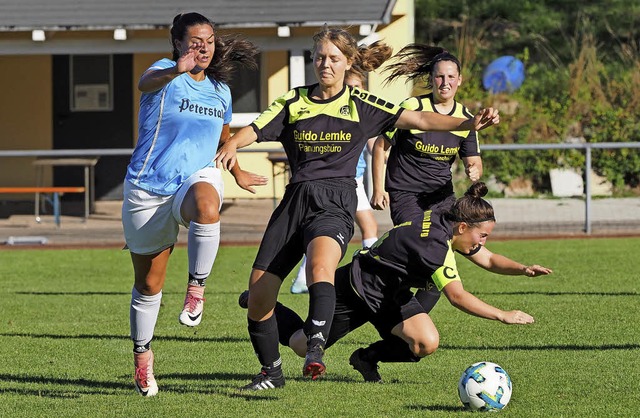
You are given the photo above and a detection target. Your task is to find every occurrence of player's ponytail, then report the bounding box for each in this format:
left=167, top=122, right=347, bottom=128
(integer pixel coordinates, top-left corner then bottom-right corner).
left=447, top=182, right=496, bottom=226
left=208, top=34, right=259, bottom=83
left=383, top=44, right=461, bottom=89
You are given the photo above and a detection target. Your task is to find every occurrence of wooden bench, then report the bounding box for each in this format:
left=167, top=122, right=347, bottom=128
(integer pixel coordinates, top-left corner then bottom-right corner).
left=0, top=186, right=86, bottom=227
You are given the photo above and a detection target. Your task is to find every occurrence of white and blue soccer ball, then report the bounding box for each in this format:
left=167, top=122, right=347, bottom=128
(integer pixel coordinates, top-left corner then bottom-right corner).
left=458, top=361, right=512, bottom=412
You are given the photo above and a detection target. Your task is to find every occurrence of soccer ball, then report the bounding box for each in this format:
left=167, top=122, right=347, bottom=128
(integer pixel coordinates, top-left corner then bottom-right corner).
left=458, top=362, right=512, bottom=412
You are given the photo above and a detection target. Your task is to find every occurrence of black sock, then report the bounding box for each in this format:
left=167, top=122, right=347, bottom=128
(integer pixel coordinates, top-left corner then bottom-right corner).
left=274, top=302, right=305, bottom=347
left=133, top=342, right=151, bottom=354
left=414, top=287, right=441, bottom=314
left=248, top=315, right=282, bottom=376
left=304, top=281, right=336, bottom=349
left=363, top=337, right=421, bottom=363
left=188, top=273, right=207, bottom=287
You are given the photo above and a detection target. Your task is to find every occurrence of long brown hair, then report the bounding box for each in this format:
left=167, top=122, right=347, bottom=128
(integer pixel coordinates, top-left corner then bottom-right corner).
left=447, top=182, right=496, bottom=226
left=384, top=43, right=461, bottom=89
left=170, top=12, right=258, bottom=84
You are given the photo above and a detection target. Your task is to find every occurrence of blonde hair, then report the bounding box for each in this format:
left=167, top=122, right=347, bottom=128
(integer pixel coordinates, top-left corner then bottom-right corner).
left=312, top=27, right=393, bottom=78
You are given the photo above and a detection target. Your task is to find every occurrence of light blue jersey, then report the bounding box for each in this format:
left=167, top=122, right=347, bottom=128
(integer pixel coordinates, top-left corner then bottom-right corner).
left=126, top=58, right=232, bottom=195
left=355, top=149, right=367, bottom=179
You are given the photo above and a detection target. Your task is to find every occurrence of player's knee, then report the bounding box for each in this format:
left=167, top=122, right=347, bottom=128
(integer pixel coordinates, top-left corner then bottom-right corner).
left=412, top=334, right=439, bottom=357
left=194, top=202, right=220, bottom=223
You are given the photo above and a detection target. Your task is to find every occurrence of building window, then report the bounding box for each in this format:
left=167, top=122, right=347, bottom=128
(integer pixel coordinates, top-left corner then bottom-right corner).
left=229, top=55, right=260, bottom=113
left=69, top=55, right=113, bottom=112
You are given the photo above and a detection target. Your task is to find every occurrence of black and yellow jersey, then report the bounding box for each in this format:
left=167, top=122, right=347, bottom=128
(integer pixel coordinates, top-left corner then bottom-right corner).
left=383, top=93, right=480, bottom=194
left=350, top=209, right=461, bottom=311
left=251, top=83, right=403, bottom=184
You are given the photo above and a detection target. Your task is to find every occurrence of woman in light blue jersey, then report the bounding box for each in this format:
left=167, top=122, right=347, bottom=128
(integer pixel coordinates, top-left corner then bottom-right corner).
left=122, top=12, right=265, bottom=397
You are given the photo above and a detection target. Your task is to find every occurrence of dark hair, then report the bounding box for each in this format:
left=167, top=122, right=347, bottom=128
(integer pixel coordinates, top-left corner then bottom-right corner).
left=312, top=27, right=393, bottom=79
left=170, top=12, right=258, bottom=84
left=383, top=44, right=461, bottom=89
left=446, top=182, right=496, bottom=226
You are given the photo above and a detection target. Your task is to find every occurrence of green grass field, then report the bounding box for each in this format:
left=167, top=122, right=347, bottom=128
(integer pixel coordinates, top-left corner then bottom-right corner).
left=1, top=237, right=639, bottom=417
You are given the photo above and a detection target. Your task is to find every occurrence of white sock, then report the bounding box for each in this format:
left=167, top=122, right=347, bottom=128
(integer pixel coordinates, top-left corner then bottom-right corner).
left=293, top=255, right=307, bottom=285
left=188, top=221, right=220, bottom=280
left=130, top=287, right=162, bottom=347
left=363, top=237, right=377, bottom=248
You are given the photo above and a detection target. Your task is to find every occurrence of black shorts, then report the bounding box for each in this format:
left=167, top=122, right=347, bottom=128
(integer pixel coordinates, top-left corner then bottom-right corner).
left=389, top=187, right=455, bottom=225
left=253, top=178, right=357, bottom=279
left=325, top=263, right=425, bottom=349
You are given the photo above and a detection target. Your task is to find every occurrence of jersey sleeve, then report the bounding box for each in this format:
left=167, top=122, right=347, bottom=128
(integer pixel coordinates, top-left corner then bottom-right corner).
left=381, top=97, right=420, bottom=145
left=354, top=89, right=404, bottom=140
left=148, top=58, right=175, bottom=71
left=431, top=244, right=462, bottom=291
left=251, top=89, right=297, bottom=143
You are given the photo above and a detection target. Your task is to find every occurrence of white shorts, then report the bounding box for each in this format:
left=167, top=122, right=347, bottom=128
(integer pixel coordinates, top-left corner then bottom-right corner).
left=356, top=176, right=373, bottom=212
left=122, top=167, right=224, bottom=255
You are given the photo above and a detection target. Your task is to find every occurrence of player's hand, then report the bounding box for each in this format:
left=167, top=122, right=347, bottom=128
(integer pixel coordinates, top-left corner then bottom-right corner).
left=370, top=191, right=389, bottom=210
left=501, top=310, right=534, bottom=325
left=176, top=42, right=204, bottom=74
left=465, top=162, right=480, bottom=182
left=523, top=264, right=553, bottom=277
left=473, top=108, right=500, bottom=131
left=233, top=169, right=268, bottom=194
left=215, top=142, right=238, bottom=171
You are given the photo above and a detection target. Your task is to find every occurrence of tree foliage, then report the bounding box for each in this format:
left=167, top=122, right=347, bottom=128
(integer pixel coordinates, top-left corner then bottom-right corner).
left=413, top=0, right=640, bottom=194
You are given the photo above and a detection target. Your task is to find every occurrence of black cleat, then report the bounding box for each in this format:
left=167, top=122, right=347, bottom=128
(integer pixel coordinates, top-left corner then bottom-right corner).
left=303, top=344, right=326, bottom=380
left=349, top=348, right=382, bottom=383
left=238, top=290, right=249, bottom=309
left=241, top=370, right=285, bottom=391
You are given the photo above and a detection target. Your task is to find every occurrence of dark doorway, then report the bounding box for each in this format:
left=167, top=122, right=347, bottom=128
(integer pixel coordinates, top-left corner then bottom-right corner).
left=52, top=54, right=133, bottom=201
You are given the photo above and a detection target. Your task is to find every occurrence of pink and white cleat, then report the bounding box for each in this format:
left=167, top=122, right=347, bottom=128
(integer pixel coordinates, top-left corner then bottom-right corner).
left=179, top=291, right=205, bottom=327
left=134, top=350, right=158, bottom=397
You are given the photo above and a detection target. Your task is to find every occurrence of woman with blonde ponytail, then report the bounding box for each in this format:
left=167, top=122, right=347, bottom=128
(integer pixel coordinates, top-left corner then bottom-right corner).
left=216, top=28, right=500, bottom=391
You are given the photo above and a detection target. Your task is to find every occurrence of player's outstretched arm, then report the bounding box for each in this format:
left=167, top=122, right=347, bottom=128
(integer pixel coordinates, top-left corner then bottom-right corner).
left=395, top=108, right=499, bottom=132
left=215, top=126, right=258, bottom=171
left=442, top=281, right=534, bottom=325
left=465, top=247, right=553, bottom=277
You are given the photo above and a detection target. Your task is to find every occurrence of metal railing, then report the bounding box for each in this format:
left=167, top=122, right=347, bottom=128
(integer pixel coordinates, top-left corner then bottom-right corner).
left=1, top=141, right=639, bottom=234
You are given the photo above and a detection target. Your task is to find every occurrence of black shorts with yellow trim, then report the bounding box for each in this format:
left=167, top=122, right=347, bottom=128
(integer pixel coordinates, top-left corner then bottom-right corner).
left=253, top=177, right=357, bottom=279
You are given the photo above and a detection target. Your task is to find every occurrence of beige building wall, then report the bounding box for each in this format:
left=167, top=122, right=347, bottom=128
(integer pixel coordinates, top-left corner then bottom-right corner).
left=370, top=0, right=415, bottom=103
left=0, top=55, right=52, bottom=192
left=222, top=49, right=290, bottom=199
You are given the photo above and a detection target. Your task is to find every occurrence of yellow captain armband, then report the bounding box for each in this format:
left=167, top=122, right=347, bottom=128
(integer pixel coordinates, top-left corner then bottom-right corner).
left=431, top=244, right=461, bottom=290
left=432, top=265, right=461, bottom=291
